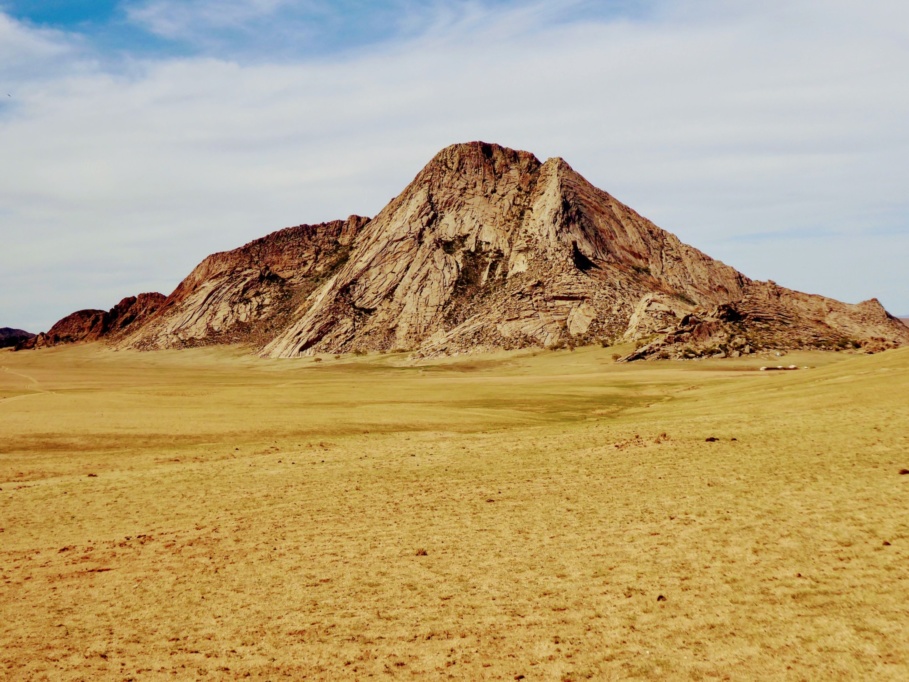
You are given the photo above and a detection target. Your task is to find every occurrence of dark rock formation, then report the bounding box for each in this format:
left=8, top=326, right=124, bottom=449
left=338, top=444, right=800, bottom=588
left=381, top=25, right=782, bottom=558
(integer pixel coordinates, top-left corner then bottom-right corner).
left=0, top=327, right=35, bottom=349
left=18, top=293, right=165, bottom=350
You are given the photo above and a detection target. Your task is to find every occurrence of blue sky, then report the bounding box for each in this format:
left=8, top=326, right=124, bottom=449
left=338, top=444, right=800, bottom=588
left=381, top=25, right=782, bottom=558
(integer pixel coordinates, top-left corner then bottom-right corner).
left=1, top=0, right=908, bottom=331
left=4, top=0, right=121, bottom=26
left=2, top=0, right=649, bottom=60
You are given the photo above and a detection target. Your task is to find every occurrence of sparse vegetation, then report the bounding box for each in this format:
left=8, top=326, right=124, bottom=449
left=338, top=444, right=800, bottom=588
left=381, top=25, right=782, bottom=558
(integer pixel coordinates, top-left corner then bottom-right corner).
left=2, top=344, right=909, bottom=679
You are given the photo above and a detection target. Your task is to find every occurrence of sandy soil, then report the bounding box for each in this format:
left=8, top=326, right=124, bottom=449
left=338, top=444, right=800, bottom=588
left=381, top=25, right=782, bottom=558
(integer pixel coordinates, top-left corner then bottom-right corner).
left=2, top=344, right=908, bottom=680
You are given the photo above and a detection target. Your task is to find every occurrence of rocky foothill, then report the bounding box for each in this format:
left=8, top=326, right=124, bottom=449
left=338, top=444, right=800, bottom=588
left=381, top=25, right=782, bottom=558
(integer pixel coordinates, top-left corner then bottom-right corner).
left=17, top=293, right=165, bottom=350
left=0, top=327, right=35, bottom=349
left=118, top=216, right=368, bottom=350
left=21, top=142, right=909, bottom=360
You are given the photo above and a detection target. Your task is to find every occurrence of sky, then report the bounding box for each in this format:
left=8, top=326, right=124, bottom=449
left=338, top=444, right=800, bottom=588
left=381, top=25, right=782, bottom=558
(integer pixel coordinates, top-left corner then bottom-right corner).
left=1, top=0, right=907, bottom=333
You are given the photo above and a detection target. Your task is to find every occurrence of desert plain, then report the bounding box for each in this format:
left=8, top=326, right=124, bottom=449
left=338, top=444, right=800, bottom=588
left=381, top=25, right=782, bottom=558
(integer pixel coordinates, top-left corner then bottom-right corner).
left=1, top=343, right=908, bottom=680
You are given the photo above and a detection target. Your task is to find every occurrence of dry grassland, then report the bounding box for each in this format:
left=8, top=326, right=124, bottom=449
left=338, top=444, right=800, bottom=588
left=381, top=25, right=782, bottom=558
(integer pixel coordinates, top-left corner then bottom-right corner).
left=2, top=343, right=908, bottom=680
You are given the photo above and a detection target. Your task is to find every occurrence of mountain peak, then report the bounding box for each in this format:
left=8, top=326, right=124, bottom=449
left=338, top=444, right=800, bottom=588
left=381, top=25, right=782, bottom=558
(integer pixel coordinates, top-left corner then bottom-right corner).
left=428, top=141, right=540, bottom=172
left=260, top=143, right=756, bottom=357
left=33, top=140, right=902, bottom=360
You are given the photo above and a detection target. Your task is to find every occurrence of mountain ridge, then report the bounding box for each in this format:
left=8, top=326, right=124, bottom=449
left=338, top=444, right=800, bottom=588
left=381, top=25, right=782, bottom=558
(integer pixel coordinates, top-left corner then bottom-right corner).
left=21, top=141, right=909, bottom=359
left=17, top=293, right=165, bottom=350
left=118, top=216, right=368, bottom=350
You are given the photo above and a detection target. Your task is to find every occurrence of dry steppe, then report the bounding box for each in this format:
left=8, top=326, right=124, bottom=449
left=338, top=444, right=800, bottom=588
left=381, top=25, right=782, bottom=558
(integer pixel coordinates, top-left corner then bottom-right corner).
left=2, top=344, right=908, bottom=680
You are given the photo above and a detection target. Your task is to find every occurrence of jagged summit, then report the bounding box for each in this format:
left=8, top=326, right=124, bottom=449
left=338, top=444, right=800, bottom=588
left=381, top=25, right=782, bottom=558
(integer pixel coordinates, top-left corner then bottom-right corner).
left=26, top=141, right=909, bottom=359
left=427, top=140, right=541, bottom=172
left=260, top=141, right=753, bottom=358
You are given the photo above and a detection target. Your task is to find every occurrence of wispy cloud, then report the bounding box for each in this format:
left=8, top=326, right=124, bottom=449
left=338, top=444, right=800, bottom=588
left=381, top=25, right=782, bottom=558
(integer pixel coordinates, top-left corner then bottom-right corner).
left=1, top=0, right=908, bottom=331
left=125, top=0, right=296, bottom=39
left=0, top=11, right=84, bottom=80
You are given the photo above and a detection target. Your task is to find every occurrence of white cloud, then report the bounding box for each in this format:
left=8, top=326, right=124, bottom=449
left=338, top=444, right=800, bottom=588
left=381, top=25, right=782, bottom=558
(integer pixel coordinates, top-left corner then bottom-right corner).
left=1, top=0, right=909, bottom=332
left=0, top=12, right=86, bottom=82
left=125, top=0, right=297, bottom=39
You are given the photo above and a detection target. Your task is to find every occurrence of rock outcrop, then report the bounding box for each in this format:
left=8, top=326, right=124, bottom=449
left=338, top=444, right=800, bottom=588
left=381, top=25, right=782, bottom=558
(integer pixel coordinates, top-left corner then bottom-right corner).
left=88, top=141, right=908, bottom=359
left=263, top=142, right=748, bottom=357
left=18, top=293, right=165, bottom=350
left=117, top=216, right=368, bottom=350
left=622, top=284, right=909, bottom=360
left=0, top=327, right=35, bottom=349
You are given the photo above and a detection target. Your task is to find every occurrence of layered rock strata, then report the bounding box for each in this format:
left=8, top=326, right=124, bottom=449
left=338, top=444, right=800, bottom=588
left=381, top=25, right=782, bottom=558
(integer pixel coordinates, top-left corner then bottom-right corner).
left=622, top=283, right=909, bottom=361
left=117, top=216, right=368, bottom=350
left=32, top=141, right=908, bottom=359
left=263, top=143, right=748, bottom=357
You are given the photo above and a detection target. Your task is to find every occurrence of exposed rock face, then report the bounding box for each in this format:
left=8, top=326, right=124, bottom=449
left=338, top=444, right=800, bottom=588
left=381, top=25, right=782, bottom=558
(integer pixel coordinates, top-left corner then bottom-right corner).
left=117, top=216, right=368, bottom=350
left=0, top=327, right=35, bottom=349
left=18, top=293, right=165, bottom=350
left=623, top=283, right=909, bottom=360
left=263, top=142, right=747, bottom=357
left=105, top=293, right=168, bottom=338
left=622, top=294, right=695, bottom=344
left=27, top=309, right=106, bottom=348
left=109, top=141, right=907, bottom=359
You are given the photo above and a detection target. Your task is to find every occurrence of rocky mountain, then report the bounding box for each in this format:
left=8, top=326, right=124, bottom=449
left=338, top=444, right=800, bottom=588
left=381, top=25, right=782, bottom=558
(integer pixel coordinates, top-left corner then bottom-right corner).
left=258, top=142, right=907, bottom=358
left=262, top=143, right=750, bottom=357
left=117, top=216, right=368, bottom=350
left=19, top=293, right=165, bottom=350
left=32, top=141, right=909, bottom=359
left=0, top=327, right=34, bottom=349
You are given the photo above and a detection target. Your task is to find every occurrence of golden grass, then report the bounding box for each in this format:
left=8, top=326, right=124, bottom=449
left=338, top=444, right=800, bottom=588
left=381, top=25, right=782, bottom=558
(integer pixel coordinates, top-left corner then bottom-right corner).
left=1, top=343, right=908, bottom=680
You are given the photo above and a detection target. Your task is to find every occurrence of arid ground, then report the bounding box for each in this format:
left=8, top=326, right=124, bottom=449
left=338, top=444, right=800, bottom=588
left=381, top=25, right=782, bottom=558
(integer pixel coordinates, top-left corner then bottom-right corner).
left=2, top=344, right=908, bottom=680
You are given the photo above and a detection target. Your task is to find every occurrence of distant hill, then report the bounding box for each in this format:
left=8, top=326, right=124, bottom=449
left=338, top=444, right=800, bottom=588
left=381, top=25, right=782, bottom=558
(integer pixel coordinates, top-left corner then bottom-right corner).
left=0, top=327, right=34, bottom=349
left=27, top=142, right=909, bottom=360
left=17, top=293, right=165, bottom=350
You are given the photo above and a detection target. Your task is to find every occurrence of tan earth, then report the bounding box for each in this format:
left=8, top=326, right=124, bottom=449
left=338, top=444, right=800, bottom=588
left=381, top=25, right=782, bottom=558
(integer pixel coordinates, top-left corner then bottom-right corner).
left=2, top=343, right=908, bottom=680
